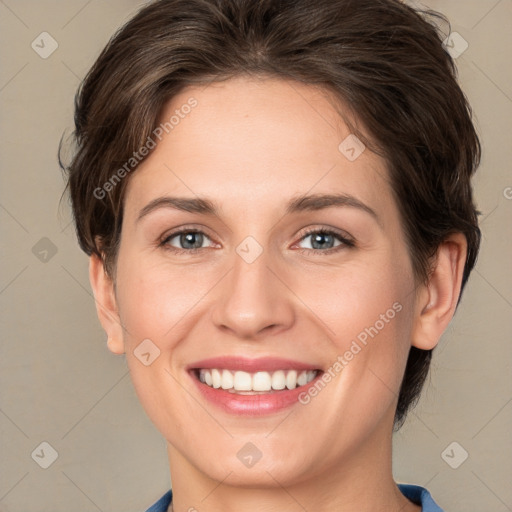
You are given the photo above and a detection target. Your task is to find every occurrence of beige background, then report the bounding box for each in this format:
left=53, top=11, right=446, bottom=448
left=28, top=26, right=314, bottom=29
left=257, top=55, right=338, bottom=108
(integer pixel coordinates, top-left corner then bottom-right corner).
left=0, top=0, right=511, bottom=511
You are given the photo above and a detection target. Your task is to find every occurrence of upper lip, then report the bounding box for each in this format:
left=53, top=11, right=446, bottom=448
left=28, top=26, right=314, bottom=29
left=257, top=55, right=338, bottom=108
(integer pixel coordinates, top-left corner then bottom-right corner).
left=188, top=356, right=321, bottom=372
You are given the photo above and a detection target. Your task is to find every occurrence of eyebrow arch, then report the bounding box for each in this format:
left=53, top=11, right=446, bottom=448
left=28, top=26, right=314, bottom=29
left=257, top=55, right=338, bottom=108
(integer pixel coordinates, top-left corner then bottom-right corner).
left=136, top=197, right=217, bottom=223
left=136, top=193, right=379, bottom=225
left=286, top=193, right=379, bottom=223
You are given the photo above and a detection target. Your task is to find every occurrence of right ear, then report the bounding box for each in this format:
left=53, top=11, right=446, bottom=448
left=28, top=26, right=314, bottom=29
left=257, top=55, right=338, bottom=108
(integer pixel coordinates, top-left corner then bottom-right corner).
left=89, top=253, right=125, bottom=355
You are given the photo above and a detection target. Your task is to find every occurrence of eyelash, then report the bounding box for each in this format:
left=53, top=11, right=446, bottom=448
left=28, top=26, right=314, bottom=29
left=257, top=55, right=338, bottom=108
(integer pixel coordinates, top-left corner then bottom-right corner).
left=158, top=226, right=355, bottom=255
left=294, top=226, right=355, bottom=254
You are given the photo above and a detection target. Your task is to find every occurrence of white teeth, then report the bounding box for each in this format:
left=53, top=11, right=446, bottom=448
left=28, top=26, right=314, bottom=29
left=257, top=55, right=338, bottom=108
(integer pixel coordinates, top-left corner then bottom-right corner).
left=233, top=371, right=252, bottom=391
left=286, top=370, right=297, bottom=390
left=211, top=369, right=221, bottom=389
left=271, top=370, right=286, bottom=390
left=297, top=372, right=308, bottom=386
left=253, top=371, right=272, bottom=391
left=221, top=369, right=233, bottom=389
left=197, top=368, right=317, bottom=392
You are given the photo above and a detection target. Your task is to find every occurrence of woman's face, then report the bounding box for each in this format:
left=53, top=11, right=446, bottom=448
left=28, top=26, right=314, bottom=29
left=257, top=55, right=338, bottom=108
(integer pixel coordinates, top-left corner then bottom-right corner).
left=108, top=76, right=420, bottom=486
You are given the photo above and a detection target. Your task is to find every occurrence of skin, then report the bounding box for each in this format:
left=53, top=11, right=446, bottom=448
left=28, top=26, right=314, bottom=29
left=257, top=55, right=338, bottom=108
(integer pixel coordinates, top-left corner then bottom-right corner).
left=89, top=76, right=467, bottom=512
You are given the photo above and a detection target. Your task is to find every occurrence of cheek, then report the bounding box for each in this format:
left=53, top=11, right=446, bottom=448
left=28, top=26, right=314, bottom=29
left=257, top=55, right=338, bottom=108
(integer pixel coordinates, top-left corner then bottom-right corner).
left=290, top=249, right=413, bottom=346
left=284, top=270, right=415, bottom=461
left=113, top=253, right=211, bottom=435
left=114, top=252, right=219, bottom=345
left=289, top=248, right=416, bottom=409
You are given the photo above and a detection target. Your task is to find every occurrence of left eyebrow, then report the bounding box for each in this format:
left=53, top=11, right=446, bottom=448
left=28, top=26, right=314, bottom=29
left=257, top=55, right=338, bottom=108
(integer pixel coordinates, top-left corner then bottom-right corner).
left=286, top=193, right=380, bottom=225
left=135, top=192, right=380, bottom=226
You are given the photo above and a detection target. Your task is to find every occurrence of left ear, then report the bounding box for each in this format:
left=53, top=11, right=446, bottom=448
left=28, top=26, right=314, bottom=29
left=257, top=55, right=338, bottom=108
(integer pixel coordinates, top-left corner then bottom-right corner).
left=411, top=232, right=468, bottom=350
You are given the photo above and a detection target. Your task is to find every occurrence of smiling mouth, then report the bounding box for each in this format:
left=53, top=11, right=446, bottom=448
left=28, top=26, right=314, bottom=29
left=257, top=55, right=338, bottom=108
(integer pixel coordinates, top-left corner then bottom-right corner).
left=194, top=368, right=320, bottom=394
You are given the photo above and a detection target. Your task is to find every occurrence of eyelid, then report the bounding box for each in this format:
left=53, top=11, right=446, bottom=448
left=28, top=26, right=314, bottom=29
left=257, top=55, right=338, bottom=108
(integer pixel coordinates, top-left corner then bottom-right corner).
left=291, top=226, right=355, bottom=251
left=159, top=225, right=219, bottom=251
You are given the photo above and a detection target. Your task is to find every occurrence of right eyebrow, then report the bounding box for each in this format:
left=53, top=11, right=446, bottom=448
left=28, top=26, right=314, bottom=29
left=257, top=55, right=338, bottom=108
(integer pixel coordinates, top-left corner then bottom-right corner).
left=136, top=196, right=218, bottom=223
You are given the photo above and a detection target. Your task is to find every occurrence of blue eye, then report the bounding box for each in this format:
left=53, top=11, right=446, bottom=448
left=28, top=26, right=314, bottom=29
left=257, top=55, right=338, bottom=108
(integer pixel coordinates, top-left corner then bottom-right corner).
left=162, top=230, right=212, bottom=250
left=297, top=230, right=353, bottom=251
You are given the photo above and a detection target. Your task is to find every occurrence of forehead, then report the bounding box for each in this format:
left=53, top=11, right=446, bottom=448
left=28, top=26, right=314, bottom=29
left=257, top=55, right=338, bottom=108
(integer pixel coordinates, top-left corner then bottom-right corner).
left=124, top=76, right=394, bottom=222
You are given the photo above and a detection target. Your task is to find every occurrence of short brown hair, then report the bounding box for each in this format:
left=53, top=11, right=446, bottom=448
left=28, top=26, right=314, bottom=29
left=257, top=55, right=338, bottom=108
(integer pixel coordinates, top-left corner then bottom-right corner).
left=60, top=0, right=481, bottom=428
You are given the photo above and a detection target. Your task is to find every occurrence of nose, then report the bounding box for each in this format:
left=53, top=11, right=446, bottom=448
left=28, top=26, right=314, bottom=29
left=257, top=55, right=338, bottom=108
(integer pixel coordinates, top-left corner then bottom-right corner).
left=210, top=249, right=296, bottom=340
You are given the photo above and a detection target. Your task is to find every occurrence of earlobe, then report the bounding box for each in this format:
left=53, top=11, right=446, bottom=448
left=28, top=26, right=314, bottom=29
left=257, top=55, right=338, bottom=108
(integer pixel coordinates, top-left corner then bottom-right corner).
left=89, top=253, right=125, bottom=355
left=411, top=233, right=467, bottom=350
left=106, top=336, right=124, bottom=355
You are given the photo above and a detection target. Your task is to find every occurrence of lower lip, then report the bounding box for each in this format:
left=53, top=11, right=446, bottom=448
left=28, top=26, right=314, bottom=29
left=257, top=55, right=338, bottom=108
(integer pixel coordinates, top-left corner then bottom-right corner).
left=190, top=371, right=322, bottom=415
